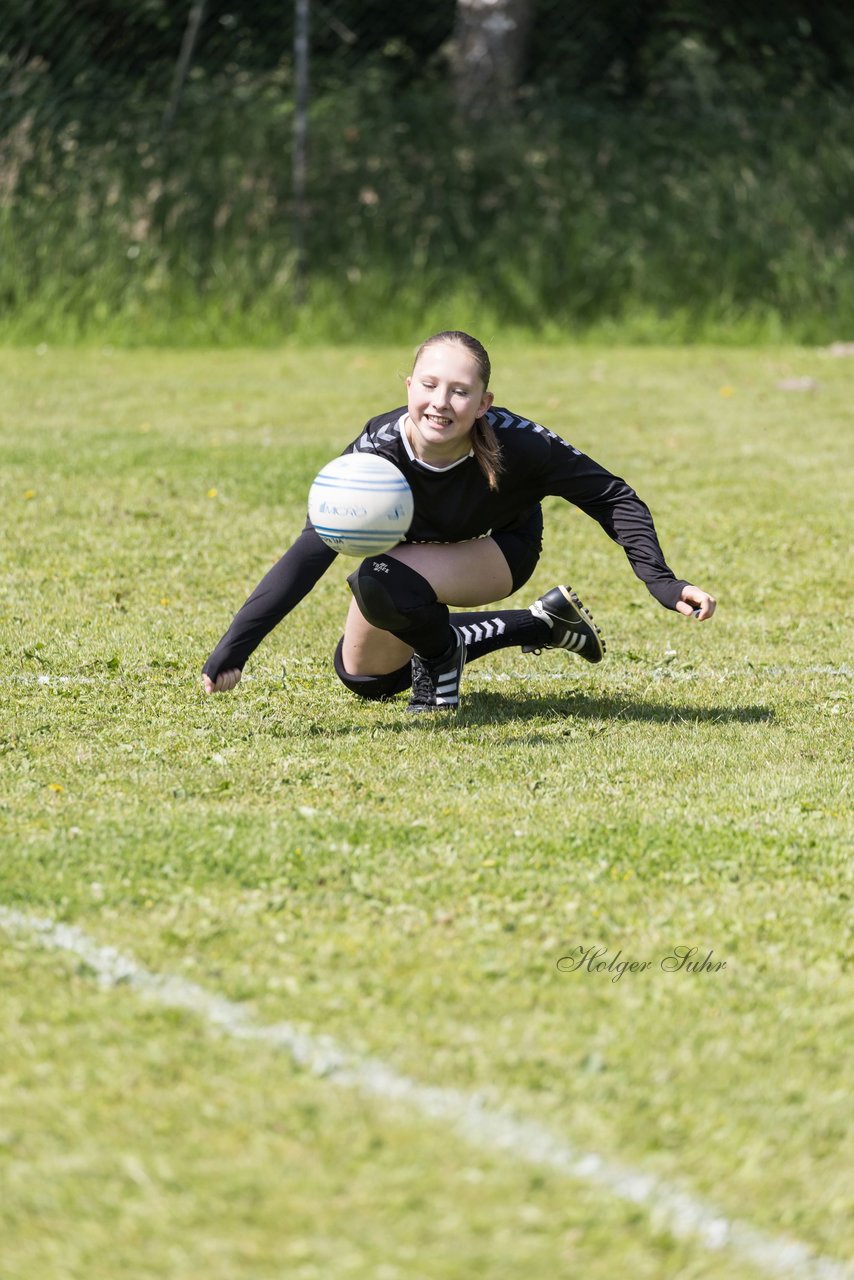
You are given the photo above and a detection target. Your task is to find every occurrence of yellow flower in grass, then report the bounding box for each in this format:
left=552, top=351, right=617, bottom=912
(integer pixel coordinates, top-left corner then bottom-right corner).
left=207, top=487, right=218, bottom=498
left=48, top=783, right=65, bottom=793
left=23, top=489, right=36, bottom=500
left=719, top=385, right=735, bottom=398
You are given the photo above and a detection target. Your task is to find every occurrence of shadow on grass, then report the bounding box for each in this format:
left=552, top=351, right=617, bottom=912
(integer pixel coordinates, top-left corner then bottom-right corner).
left=460, top=690, right=774, bottom=726
left=291, top=688, right=774, bottom=736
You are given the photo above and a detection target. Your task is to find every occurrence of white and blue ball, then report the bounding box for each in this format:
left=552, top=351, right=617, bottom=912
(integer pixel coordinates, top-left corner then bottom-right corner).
left=308, top=452, right=414, bottom=557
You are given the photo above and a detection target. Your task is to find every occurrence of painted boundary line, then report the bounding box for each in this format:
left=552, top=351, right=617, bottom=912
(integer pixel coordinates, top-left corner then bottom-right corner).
left=7, top=663, right=852, bottom=687
left=2, top=907, right=850, bottom=1280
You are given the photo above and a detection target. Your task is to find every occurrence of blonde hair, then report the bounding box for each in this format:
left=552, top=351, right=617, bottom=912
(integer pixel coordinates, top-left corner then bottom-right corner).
left=412, top=330, right=504, bottom=491
left=469, top=414, right=504, bottom=492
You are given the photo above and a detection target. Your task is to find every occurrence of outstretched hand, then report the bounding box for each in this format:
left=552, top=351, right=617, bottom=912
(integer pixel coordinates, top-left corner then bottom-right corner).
left=675, top=585, right=716, bottom=620
left=202, top=668, right=242, bottom=694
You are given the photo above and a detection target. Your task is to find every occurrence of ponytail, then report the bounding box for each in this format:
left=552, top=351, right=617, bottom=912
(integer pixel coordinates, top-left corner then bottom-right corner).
left=471, top=415, right=504, bottom=491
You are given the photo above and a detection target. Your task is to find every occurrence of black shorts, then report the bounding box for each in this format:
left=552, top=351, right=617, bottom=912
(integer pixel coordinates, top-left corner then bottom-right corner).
left=491, top=505, right=543, bottom=593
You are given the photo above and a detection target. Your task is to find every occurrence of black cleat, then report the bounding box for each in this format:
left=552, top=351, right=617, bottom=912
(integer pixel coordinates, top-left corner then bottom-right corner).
left=407, top=629, right=466, bottom=712
left=523, top=586, right=606, bottom=664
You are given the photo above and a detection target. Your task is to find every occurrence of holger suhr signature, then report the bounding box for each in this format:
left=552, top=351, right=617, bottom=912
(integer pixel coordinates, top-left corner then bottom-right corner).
left=557, top=945, right=727, bottom=983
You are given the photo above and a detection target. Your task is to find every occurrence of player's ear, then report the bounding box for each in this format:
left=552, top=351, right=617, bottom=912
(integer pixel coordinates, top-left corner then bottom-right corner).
left=476, top=390, right=494, bottom=417
left=405, top=376, right=412, bottom=391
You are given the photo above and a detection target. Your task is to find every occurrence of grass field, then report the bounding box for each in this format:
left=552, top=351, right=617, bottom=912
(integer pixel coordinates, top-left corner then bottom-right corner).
left=1, top=344, right=852, bottom=1280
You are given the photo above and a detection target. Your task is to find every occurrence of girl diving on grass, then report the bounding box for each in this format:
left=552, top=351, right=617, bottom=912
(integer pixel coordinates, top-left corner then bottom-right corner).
left=203, top=331, right=715, bottom=711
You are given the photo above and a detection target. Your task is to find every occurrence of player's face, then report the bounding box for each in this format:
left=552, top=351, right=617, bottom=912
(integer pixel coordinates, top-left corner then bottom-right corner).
left=405, top=343, right=494, bottom=462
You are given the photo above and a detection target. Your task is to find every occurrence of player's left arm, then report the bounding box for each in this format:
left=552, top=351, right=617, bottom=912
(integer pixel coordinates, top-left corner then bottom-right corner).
left=543, top=434, right=717, bottom=618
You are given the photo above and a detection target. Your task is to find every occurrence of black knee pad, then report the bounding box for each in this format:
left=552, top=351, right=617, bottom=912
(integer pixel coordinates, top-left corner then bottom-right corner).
left=333, top=637, right=411, bottom=701
left=347, top=555, right=439, bottom=634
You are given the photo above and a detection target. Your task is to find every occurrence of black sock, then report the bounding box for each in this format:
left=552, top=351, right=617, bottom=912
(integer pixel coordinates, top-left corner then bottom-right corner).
left=448, top=608, right=550, bottom=663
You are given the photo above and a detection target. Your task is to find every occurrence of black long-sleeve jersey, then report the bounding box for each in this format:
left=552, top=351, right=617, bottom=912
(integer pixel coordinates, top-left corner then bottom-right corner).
left=202, top=406, right=688, bottom=679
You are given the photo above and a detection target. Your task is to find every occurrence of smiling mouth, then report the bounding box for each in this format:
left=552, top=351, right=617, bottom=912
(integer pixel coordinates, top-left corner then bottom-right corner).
left=426, top=414, right=452, bottom=426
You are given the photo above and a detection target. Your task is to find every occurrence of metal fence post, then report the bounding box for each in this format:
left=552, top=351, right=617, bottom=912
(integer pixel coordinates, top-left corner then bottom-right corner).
left=161, top=0, right=208, bottom=136
left=293, top=0, right=310, bottom=306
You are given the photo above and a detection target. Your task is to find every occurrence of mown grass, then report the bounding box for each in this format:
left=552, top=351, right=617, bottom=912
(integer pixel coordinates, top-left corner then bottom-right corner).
left=1, top=345, right=852, bottom=1278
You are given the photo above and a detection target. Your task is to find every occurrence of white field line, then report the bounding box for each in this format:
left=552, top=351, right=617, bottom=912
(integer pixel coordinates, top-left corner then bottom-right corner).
left=1, top=906, right=850, bottom=1280
left=7, top=664, right=853, bottom=687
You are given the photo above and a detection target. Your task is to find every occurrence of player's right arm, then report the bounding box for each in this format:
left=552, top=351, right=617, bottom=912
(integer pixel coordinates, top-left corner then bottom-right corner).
left=201, top=521, right=337, bottom=692
left=202, top=415, right=401, bottom=693
left=202, top=668, right=242, bottom=694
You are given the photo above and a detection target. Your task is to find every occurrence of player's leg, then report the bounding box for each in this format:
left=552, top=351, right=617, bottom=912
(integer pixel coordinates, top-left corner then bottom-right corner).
left=337, top=527, right=603, bottom=707
left=448, top=524, right=605, bottom=665
left=389, top=535, right=515, bottom=605
left=334, top=582, right=605, bottom=702
left=342, top=536, right=514, bottom=672
left=341, top=507, right=545, bottom=683
left=333, top=597, right=413, bottom=701
left=451, top=588, right=605, bottom=665
left=333, top=607, right=413, bottom=701
left=339, top=537, right=514, bottom=709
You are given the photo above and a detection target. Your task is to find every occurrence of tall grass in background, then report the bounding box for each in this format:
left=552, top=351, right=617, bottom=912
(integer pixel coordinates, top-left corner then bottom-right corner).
left=1, top=61, right=852, bottom=345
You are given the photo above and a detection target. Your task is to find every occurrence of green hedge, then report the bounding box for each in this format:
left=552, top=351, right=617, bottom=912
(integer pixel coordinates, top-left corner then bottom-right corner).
left=2, top=67, right=852, bottom=344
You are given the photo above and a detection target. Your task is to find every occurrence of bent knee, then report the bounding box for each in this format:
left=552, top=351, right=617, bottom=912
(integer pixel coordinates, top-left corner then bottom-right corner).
left=347, top=554, right=437, bottom=630
left=333, top=637, right=411, bottom=701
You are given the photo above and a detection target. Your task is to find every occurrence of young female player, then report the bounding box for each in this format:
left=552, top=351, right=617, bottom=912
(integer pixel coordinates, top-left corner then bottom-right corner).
left=202, top=331, right=716, bottom=711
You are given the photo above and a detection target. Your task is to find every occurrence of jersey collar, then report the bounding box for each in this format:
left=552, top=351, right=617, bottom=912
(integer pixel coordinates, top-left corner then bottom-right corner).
left=399, top=414, right=474, bottom=472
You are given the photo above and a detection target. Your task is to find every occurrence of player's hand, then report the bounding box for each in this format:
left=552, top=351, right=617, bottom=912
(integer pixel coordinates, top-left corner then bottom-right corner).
left=675, top=585, right=716, bottom=620
left=202, top=669, right=242, bottom=694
